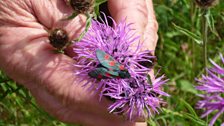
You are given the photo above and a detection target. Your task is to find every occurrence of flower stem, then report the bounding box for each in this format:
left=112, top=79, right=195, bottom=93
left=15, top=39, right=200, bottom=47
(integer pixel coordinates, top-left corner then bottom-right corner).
left=202, top=8, right=208, bottom=75
left=190, top=2, right=196, bottom=81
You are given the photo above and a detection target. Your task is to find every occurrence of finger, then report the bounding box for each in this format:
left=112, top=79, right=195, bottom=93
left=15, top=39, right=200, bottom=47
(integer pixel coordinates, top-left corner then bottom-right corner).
left=108, top=0, right=147, bottom=36
left=30, top=0, right=86, bottom=41
left=135, top=122, right=147, bottom=126
left=30, top=0, right=86, bottom=57
left=143, top=0, right=158, bottom=51
left=108, top=0, right=158, bottom=51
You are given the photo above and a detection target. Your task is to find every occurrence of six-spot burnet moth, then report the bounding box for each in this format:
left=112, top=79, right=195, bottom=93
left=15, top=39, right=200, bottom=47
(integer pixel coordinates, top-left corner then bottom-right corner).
left=88, top=49, right=131, bottom=79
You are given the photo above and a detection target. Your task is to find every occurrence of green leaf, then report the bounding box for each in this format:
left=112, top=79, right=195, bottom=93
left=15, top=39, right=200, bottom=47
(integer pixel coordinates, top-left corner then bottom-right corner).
left=66, top=12, right=78, bottom=20
left=94, top=0, right=107, bottom=17
left=177, top=80, right=198, bottom=94
left=173, top=23, right=202, bottom=44
left=180, top=98, right=198, bottom=117
left=162, top=108, right=206, bottom=126
left=205, top=10, right=221, bottom=40
left=95, top=0, right=107, bottom=5
left=182, top=113, right=207, bottom=126
left=147, top=118, right=157, bottom=126
left=162, top=108, right=184, bottom=117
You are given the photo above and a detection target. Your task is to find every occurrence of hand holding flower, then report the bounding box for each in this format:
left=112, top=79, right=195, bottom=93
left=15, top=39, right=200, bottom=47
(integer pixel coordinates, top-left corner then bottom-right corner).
left=0, top=0, right=159, bottom=126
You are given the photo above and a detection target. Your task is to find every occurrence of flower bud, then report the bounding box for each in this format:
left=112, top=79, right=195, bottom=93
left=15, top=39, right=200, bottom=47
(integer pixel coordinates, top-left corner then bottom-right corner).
left=69, top=0, right=95, bottom=14
left=195, top=0, right=219, bottom=8
left=49, top=28, right=69, bottom=51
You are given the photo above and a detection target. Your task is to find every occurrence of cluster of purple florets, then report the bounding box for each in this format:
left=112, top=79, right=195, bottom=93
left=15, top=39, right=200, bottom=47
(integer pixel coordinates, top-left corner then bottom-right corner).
left=72, top=14, right=169, bottom=119
left=196, top=54, right=224, bottom=126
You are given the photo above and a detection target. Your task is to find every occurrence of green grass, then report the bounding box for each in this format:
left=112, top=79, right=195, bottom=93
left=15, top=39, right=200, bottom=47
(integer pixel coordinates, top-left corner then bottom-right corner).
left=0, top=0, right=224, bottom=126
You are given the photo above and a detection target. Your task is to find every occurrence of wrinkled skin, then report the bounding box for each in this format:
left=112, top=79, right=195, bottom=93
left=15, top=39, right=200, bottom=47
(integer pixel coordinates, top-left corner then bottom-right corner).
left=0, top=0, right=158, bottom=126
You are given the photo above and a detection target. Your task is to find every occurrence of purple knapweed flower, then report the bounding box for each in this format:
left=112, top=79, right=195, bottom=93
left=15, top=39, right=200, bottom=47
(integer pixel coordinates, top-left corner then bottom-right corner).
left=196, top=54, right=224, bottom=126
left=105, top=75, right=169, bottom=120
left=72, top=13, right=169, bottom=119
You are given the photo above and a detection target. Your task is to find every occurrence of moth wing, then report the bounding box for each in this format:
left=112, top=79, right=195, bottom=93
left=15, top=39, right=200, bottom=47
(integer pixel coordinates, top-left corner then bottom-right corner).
left=88, top=67, right=105, bottom=78
left=106, top=69, right=119, bottom=76
left=88, top=67, right=116, bottom=79
left=96, top=49, right=120, bottom=70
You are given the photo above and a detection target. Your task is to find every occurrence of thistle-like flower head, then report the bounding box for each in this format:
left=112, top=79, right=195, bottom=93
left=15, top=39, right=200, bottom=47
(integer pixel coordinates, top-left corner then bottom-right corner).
left=72, top=13, right=168, bottom=119
left=196, top=54, right=224, bottom=126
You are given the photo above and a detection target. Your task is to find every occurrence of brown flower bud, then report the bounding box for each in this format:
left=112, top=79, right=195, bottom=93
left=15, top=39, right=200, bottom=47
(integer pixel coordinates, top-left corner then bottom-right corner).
left=195, top=0, right=219, bottom=8
left=49, top=28, right=69, bottom=51
left=69, top=0, right=95, bottom=14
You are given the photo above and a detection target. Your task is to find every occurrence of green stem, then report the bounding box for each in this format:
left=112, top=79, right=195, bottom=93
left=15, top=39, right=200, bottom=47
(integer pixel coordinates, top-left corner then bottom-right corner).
left=201, top=8, right=209, bottom=124
left=190, top=2, right=196, bottom=81
left=202, top=9, right=208, bottom=75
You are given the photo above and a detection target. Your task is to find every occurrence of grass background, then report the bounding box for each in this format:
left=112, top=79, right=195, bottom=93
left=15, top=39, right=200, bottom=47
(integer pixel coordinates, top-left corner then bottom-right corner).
left=0, top=0, right=224, bottom=126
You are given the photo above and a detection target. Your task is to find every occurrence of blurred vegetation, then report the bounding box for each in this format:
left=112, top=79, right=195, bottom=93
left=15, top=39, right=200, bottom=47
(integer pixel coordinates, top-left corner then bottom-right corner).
left=154, top=0, right=224, bottom=126
left=0, top=0, right=224, bottom=126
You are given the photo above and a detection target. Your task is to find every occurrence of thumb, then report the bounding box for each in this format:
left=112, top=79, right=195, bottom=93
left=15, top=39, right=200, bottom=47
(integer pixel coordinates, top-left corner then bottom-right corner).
left=108, top=0, right=158, bottom=51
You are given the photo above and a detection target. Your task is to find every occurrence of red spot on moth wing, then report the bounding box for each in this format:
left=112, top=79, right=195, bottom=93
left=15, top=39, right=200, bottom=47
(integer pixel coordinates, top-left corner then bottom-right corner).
left=109, top=61, right=116, bottom=66
left=105, top=72, right=111, bottom=77
left=97, top=74, right=103, bottom=79
left=119, top=65, right=125, bottom=70
left=109, top=68, right=113, bottom=71
left=104, top=54, right=110, bottom=60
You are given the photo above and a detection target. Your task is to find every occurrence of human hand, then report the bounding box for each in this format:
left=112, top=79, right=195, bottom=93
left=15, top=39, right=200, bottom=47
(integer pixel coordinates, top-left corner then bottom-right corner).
left=0, top=0, right=158, bottom=126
